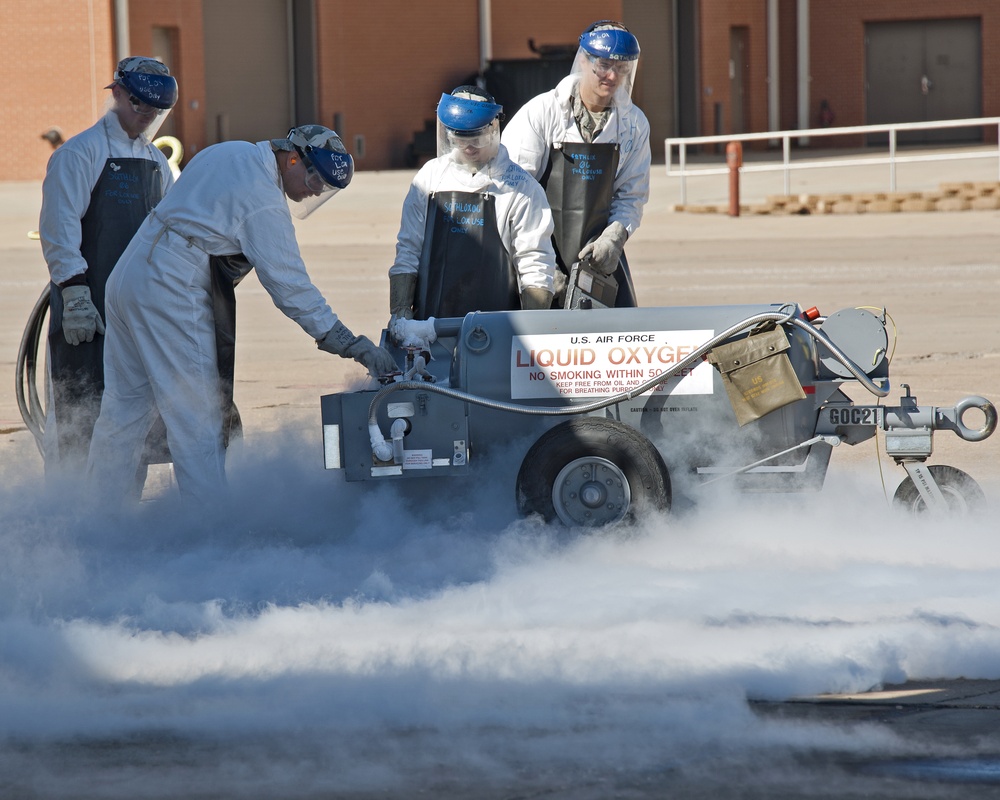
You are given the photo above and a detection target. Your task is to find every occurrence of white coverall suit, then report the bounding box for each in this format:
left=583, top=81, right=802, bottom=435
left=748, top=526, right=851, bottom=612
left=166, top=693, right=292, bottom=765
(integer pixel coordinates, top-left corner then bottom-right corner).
left=388, top=144, right=555, bottom=296
left=40, top=109, right=174, bottom=287
left=39, top=110, right=174, bottom=466
left=87, top=140, right=339, bottom=503
left=500, top=74, right=651, bottom=241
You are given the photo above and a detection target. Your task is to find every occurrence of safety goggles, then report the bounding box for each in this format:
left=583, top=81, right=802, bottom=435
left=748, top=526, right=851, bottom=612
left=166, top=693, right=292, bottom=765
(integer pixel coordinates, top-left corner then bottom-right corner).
left=588, top=56, right=634, bottom=79
left=447, top=127, right=493, bottom=150
left=303, top=162, right=330, bottom=194
left=128, top=95, right=166, bottom=116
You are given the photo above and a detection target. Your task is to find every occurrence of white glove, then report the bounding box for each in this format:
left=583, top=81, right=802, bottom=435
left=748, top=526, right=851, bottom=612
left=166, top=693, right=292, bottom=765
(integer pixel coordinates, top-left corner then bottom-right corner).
left=578, top=221, right=628, bottom=276
left=61, top=284, right=105, bottom=345
left=318, top=320, right=397, bottom=377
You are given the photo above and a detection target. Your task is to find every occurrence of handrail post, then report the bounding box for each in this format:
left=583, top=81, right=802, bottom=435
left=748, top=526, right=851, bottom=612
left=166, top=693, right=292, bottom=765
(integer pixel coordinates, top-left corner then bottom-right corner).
left=679, top=142, right=688, bottom=205
left=889, top=127, right=897, bottom=192
left=726, top=141, right=743, bottom=217
left=783, top=135, right=791, bottom=195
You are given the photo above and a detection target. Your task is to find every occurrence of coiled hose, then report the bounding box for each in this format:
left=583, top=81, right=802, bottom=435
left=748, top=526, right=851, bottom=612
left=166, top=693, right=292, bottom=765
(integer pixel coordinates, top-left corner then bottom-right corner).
left=15, top=286, right=50, bottom=455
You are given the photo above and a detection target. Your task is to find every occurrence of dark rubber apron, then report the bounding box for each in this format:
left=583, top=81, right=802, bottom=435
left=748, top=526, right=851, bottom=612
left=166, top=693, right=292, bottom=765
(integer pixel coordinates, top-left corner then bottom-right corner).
left=48, top=154, right=162, bottom=462
left=541, top=141, right=636, bottom=307
left=415, top=191, right=518, bottom=319
left=208, top=254, right=247, bottom=448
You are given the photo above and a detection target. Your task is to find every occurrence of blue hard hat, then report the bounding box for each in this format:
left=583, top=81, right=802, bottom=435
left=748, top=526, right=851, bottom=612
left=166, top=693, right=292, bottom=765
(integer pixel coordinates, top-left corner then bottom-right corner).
left=283, top=125, right=354, bottom=190
left=437, top=88, right=503, bottom=133
left=110, top=57, right=178, bottom=110
left=302, top=145, right=354, bottom=190
left=579, top=21, right=640, bottom=62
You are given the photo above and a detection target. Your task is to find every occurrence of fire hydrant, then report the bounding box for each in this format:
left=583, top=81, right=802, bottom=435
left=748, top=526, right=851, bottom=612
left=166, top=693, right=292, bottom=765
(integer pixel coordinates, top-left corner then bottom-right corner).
left=726, top=141, right=743, bottom=217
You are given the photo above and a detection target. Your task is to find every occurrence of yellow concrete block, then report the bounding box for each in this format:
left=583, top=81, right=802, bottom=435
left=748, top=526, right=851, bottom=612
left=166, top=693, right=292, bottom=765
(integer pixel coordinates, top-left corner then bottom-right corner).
left=899, top=198, right=935, bottom=212
left=934, top=197, right=971, bottom=212
left=865, top=199, right=900, bottom=213
left=970, top=196, right=1000, bottom=210
left=939, top=182, right=970, bottom=194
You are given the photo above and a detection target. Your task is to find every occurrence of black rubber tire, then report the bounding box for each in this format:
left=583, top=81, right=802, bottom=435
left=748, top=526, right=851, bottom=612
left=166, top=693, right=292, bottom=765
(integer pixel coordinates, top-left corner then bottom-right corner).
left=515, top=417, right=671, bottom=527
left=892, top=464, right=986, bottom=515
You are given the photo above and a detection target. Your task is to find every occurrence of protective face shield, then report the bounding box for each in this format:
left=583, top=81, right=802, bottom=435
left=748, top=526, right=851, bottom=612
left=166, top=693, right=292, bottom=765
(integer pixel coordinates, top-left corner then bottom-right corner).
left=105, top=56, right=178, bottom=139
left=572, top=21, right=640, bottom=108
left=271, top=125, right=355, bottom=219
left=436, top=87, right=502, bottom=171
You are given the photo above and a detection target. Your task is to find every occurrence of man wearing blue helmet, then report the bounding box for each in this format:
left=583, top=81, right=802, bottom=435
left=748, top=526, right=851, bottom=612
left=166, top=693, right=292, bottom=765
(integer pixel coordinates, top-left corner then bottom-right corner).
left=86, top=125, right=395, bottom=506
left=502, top=21, right=651, bottom=308
left=388, top=86, right=556, bottom=321
left=39, top=56, right=178, bottom=477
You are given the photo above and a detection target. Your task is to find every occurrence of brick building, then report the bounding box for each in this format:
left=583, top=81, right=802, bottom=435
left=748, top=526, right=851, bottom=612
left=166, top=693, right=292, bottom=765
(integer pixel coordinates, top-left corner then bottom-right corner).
left=691, top=0, right=999, bottom=148
left=1, top=1, right=997, bottom=181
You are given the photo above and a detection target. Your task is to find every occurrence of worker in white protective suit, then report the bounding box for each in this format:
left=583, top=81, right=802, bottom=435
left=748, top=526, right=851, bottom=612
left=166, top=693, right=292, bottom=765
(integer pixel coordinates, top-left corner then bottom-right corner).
left=501, top=20, right=650, bottom=308
left=87, top=125, right=396, bottom=505
left=388, top=86, right=555, bottom=322
left=39, top=56, right=177, bottom=475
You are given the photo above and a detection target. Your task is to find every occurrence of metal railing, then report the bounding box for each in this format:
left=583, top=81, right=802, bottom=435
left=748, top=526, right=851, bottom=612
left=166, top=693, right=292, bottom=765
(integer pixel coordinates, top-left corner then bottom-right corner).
left=665, top=117, right=1000, bottom=205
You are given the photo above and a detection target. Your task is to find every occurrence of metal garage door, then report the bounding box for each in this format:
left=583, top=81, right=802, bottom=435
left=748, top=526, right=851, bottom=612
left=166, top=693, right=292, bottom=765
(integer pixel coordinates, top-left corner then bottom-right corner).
left=203, top=0, right=316, bottom=145
left=865, top=18, right=982, bottom=145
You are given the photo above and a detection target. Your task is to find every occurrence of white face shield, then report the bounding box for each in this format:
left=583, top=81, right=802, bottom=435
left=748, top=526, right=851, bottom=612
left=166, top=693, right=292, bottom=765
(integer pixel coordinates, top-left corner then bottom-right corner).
left=106, top=56, right=178, bottom=141
left=571, top=50, right=638, bottom=110
left=437, top=118, right=500, bottom=170
left=271, top=125, right=354, bottom=219
left=116, top=92, right=174, bottom=141
left=435, top=89, right=503, bottom=172
left=571, top=23, right=640, bottom=110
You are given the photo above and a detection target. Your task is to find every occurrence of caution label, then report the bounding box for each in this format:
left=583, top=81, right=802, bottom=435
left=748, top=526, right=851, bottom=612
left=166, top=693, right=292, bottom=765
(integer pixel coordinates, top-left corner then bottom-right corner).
left=510, top=330, right=715, bottom=399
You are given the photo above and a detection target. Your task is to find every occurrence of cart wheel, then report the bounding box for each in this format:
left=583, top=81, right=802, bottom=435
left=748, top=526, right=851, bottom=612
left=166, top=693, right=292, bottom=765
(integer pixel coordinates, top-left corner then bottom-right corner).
left=892, top=465, right=986, bottom=515
left=515, top=417, right=670, bottom=527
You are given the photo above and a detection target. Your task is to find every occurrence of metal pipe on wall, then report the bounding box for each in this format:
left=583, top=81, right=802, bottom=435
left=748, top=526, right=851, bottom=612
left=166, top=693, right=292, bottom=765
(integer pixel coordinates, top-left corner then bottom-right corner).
left=797, top=0, right=810, bottom=145
left=113, top=0, right=129, bottom=60
left=767, top=0, right=779, bottom=135
left=479, top=0, right=492, bottom=75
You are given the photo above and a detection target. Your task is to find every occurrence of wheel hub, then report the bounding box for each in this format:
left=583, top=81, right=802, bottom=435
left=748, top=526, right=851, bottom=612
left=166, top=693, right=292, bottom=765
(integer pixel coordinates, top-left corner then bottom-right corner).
left=552, top=457, right=631, bottom=527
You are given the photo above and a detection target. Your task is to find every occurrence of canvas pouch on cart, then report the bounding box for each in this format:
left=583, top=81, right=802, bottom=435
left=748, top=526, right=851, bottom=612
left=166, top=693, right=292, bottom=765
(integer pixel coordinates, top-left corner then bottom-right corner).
left=708, top=324, right=806, bottom=426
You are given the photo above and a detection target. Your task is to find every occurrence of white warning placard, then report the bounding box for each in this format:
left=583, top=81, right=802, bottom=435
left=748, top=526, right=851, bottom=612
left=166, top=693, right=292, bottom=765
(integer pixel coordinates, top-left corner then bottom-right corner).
left=510, top=329, right=715, bottom=400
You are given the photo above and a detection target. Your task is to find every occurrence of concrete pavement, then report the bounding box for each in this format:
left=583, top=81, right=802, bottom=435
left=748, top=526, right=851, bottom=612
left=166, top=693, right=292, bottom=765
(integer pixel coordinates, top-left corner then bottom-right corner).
left=2, top=149, right=1000, bottom=793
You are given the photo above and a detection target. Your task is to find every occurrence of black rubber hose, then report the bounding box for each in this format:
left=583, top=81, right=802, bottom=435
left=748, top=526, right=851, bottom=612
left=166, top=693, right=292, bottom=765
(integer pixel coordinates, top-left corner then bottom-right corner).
left=15, top=286, right=50, bottom=455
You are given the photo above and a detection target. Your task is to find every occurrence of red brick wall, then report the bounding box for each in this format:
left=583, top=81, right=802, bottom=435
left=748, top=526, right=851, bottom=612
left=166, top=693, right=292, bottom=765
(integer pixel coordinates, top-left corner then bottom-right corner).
left=698, top=0, right=770, bottom=139
left=696, top=0, right=999, bottom=144
left=316, top=0, right=618, bottom=170
left=810, top=0, right=999, bottom=139
left=9, top=1, right=992, bottom=178
left=315, top=2, right=479, bottom=170
left=1, top=0, right=115, bottom=180
left=492, top=1, right=622, bottom=59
